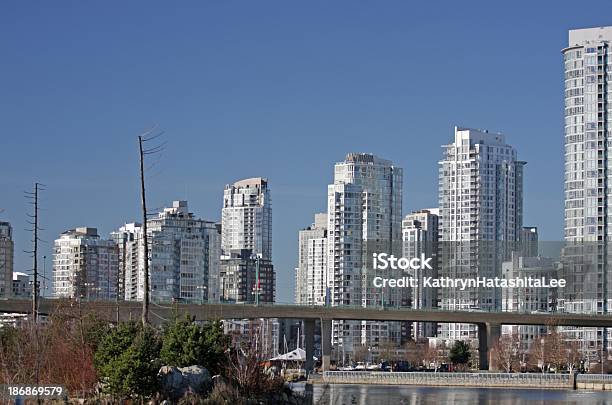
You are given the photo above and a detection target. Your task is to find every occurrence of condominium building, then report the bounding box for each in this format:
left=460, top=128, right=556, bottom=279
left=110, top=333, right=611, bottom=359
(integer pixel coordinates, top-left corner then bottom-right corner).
left=110, top=223, right=144, bottom=301
left=327, top=153, right=403, bottom=356
left=502, top=253, right=557, bottom=352
left=438, top=127, right=525, bottom=340
left=12, top=272, right=31, bottom=298
left=402, top=208, right=439, bottom=339
left=563, top=26, right=612, bottom=242
left=295, top=213, right=328, bottom=305
left=0, top=221, right=14, bottom=298
left=220, top=249, right=275, bottom=303
left=220, top=178, right=275, bottom=305
left=222, top=178, right=272, bottom=260
left=561, top=26, right=612, bottom=356
left=112, top=201, right=221, bottom=303
left=52, top=227, right=119, bottom=300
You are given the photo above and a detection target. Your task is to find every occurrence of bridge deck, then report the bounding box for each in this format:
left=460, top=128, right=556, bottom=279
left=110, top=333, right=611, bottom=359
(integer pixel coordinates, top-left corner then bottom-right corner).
left=2, top=298, right=612, bottom=327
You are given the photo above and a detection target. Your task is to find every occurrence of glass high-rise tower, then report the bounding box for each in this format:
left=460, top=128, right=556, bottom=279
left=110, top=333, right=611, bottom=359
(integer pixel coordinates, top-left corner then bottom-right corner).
left=221, top=177, right=272, bottom=260
left=327, top=153, right=404, bottom=357
left=561, top=27, right=612, bottom=356
left=438, top=127, right=524, bottom=340
left=563, top=27, right=612, bottom=242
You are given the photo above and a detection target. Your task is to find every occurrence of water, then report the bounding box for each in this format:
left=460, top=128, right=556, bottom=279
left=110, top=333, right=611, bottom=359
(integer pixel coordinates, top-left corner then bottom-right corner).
left=305, top=384, right=612, bottom=404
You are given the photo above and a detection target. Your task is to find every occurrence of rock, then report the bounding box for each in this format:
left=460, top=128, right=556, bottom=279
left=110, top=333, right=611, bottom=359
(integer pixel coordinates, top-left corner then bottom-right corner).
left=158, top=365, right=212, bottom=399
left=211, top=374, right=227, bottom=388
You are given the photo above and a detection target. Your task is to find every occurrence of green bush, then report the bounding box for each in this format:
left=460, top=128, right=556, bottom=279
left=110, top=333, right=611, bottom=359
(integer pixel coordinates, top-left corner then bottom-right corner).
left=449, top=340, right=471, bottom=366
left=161, top=316, right=229, bottom=375
left=94, top=322, right=161, bottom=398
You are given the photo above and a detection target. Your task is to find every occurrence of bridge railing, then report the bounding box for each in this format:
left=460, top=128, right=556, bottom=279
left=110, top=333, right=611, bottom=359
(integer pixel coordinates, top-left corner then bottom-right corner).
left=576, top=374, right=612, bottom=383
left=322, top=371, right=571, bottom=387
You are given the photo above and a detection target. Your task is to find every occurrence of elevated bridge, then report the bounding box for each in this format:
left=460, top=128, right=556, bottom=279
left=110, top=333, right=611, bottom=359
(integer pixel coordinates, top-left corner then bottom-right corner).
left=2, top=298, right=612, bottom=371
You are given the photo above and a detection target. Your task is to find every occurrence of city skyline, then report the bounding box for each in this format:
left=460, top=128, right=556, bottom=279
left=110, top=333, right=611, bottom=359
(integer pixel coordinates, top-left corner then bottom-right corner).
left=0, top=129, right=585, bottom=304
left=2, top=2, right=611, bottom=304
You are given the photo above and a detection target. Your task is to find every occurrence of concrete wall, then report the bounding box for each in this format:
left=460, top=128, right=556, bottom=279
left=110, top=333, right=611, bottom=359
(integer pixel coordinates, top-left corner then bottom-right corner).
left=576, top=374, right=612, bottom=390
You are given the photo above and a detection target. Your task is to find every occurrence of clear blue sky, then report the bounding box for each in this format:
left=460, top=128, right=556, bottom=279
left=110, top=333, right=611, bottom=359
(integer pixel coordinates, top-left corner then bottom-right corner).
left=1, top=1, right=609, bottom=303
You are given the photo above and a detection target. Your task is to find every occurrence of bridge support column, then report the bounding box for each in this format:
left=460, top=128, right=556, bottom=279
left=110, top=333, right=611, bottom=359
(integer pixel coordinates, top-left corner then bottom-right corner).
left=478, top=322, right=501, bottom=371
left=321, top=318, right=332, bottom=372
left=304, top=319, right=315, bottom=372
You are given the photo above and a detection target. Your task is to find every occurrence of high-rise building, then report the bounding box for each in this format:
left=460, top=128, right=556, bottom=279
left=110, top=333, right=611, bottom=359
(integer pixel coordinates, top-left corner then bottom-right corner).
left=110, top=223, right=144, bottom=301
left=0, top=221, right=14, bottom=298
left=438, top=127, right=525, bottom=340
left=220, top=178, right=274, bottom=304
left=112, top=201, right=221, bottom=304
left=327, top=153, right=403, bottom=356
left=295, top=213, right=327, bottom=305
left=148, top=201, right=220, bottom=303
left=220, top=179, right=277, bottom=349
left=220, top=249, right=275, bottom=303
left=52, top=227, right=119, bottom=300
left=519, top=226, right=539, bottom=257
left=222, top=178, right=272, bottom=260
left=502, top=253, right=557, bottom=352
left=402, top=208, right=439, bottom=339
left=207, top=223, right=223, bottom=303
left=563, top=26, right=612, bottom=242
left=561, top=26, right=612, bottom=357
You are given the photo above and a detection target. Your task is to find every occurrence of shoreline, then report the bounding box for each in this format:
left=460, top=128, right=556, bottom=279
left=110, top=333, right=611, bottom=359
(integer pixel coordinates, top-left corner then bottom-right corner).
left=314, top=371, right=612, bottom=391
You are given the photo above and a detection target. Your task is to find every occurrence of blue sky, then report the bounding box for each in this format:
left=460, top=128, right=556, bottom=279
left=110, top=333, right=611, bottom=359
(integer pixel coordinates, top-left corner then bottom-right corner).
left=1, top=1, right=609, bottom=303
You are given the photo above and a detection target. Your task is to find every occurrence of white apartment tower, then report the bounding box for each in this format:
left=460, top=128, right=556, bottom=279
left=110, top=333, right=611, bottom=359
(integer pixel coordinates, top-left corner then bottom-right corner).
left=295, top=213, right=328, bottom=305
left=563, top=26, right=612, bottom=242
left=110, top=223, right=144, bottom=301
left=327, top=153, right=403, bottom=354
left=52, top=227, right=119, bottom=300
left=561, top=26, right=612, bottom=355
left=222, top=178, right=272, bottom=260
left=402, top=208, right=439, bottom=339
left=148, top=201, right=220, bottom=303
left=112, top=201, right=221, bottom=303
left=221, top=178, right=274, bottom=305
left=438, top=127, right=525, bottom=340
left=0, top=221, right=14, bottom=298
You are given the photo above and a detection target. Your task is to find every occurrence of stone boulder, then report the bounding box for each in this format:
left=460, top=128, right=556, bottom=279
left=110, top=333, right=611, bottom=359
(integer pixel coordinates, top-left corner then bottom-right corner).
left=158, top=365, right=212, bottom=399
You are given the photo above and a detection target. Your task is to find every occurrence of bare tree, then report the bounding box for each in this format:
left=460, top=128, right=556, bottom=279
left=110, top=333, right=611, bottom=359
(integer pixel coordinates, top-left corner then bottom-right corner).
left=137, top=128, right=165, bottom=326
left=564, top=340, right=582, bottom=374
left=377, top=341, right=397, bottom=362
left=403, top=340, right=425, bottom=368
left=544, top=323, right=565, bottom=372
left=24, top=182, right=44, bottom=322
left=0, top=303, right=102, bottom=396
left=423, top=343, right=446, bottom=372
left=528, top=335, right=546, bottom=373
left=353, top=344, right=369, bottom=363
left=491, top=334, right=521, bottom=373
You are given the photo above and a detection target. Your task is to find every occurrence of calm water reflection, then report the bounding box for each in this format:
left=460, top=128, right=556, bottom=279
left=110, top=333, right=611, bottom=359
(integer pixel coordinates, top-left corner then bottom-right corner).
left=311, top=384, right=612, bottom=404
